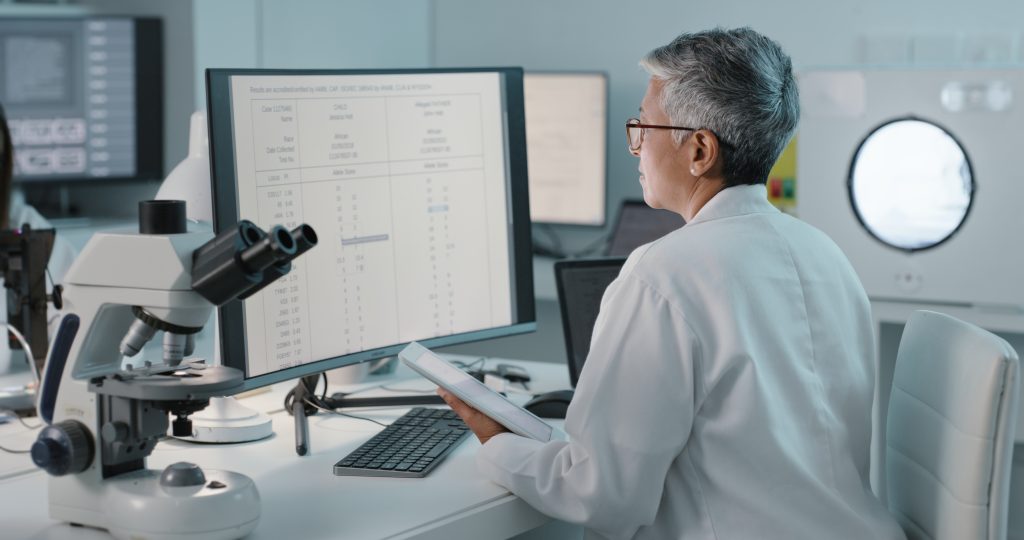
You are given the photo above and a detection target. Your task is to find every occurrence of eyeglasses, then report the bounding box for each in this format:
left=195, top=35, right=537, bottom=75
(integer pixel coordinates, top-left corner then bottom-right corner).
left=625, top=117, right=697, bottom=153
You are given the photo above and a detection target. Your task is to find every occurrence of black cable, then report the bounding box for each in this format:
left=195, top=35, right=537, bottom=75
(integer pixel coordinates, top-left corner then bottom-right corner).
left=0, top=444, right=29, bottom=454
left=303, top=400, right=388, bottom=427
left=283, top=373, right=392, bottom=428
left=376, top=385, right=436, bottom=394
left=451, top=356, right=486, bottom=371
left=18, top=416, right=41, bottom=430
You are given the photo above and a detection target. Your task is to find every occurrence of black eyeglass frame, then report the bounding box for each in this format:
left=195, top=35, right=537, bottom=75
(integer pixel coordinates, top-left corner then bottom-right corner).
left=625, top=117, right=732, bottom=152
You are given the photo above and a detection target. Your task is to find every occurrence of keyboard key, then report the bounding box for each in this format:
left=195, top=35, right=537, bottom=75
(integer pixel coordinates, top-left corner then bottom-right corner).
left=425, top=442, right=451, bottom=458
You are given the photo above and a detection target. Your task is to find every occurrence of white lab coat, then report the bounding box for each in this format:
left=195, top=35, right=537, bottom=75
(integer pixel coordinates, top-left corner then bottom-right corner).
left=477, top=185, right=905, bottom=540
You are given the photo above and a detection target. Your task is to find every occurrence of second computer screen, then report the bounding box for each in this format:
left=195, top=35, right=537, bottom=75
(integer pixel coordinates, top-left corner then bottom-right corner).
left=524, top=73, right=607, bottom=226
left=226, top=72, right=515, bottom=377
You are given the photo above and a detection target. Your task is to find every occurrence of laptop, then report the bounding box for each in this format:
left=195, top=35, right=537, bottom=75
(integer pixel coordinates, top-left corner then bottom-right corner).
left=605, top=199, right=685, bottom=257
left=554, top=257, right=627, bottom=387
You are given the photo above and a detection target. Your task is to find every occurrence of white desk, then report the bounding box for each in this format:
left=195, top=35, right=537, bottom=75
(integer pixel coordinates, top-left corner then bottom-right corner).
left=0, top=358, right=580, bottom=539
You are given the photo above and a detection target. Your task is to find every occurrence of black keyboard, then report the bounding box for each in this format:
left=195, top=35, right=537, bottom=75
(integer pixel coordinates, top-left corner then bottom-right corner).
left=332, top=407, right=471, bottom=478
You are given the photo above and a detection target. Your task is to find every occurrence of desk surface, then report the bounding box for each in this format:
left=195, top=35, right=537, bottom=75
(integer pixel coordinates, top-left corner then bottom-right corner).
left=0, top=357, right=571, bottom=539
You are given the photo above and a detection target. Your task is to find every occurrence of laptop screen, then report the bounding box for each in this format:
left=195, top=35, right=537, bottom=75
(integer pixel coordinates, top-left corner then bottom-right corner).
left=554, top=258, right=626, bottom=387
left=606, top=200, right=685, bottom=257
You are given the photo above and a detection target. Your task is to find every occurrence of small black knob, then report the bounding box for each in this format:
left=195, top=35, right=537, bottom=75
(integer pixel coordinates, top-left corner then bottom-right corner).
left=31, top=420, right=94, bottom=476
left=139, top=200, right=187, bottom=235
left=172, top=415, right=193, bottom=437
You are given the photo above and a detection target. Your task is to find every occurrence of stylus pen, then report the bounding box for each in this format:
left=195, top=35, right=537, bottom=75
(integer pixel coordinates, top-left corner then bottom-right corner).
left=294, top=399, right=310, bottom=456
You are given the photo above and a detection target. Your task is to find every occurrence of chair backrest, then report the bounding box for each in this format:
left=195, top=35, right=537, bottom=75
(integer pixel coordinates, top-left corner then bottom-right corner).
left=886, top=310, right=1020, bottom=540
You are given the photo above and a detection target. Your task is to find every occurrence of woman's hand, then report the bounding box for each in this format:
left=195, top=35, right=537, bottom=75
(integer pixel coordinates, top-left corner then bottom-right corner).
left=437, top=388, right=510, bottom=445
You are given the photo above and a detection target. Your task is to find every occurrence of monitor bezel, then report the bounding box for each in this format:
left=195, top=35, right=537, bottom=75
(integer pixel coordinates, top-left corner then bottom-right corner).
left=206, top=66, right=536, bottom=391
left=524, top=70, right=609, bottom=228
left=3, top=16, right=164, bottom=184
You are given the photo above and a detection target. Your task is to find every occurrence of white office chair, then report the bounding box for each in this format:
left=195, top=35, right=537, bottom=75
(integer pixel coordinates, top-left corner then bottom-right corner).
left=886, top=310, right=1020, bottom=540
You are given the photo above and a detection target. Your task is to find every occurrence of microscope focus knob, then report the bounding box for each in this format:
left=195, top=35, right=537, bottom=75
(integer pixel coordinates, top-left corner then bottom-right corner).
left=31, top=420, right=94, bottom=476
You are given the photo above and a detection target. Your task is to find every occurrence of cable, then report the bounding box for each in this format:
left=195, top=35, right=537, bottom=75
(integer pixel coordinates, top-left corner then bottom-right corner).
left=451, top=356, right=486, bottom=371
left=0, top=406, right=42, bottom=454
left=301, top=399, right=387, bottom=427
left=283, top=373, right=389, bottom=428
left=6, top=323, right=35, bottom=378
left=376, top=384, right=436, bottom=394
left=17, top=415, right=40, bottom=430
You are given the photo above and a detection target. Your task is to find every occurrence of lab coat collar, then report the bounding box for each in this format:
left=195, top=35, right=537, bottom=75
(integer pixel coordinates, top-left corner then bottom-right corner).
left=687, top=184, right=777, bottom=226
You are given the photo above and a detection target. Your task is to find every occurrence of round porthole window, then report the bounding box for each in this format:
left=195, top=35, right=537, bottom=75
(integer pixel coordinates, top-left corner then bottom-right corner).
left=848, top=118, right=974, bottom=252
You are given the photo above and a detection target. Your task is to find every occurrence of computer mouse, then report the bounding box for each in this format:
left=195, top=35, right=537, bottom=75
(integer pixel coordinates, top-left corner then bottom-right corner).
left=496, top=363, right=531, bottom=383
left=523, top=389, right=574, bottom=419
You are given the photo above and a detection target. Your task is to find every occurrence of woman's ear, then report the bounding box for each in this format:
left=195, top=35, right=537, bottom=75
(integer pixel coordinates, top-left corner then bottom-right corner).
left=688, top=130, right=720, bottom=178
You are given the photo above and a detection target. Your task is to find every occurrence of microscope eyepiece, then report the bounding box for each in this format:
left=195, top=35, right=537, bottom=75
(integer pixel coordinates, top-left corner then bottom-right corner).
left=291, top=224, right=317, bottom=255
left=192, top=221, right=317, bottom=306
left=238, top=225, right=296, bottom=274
left=237, top=224, right=320, bottom=300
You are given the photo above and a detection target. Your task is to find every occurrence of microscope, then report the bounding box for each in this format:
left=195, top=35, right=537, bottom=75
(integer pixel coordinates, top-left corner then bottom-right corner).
left=30, top=200, right=317, bottom=540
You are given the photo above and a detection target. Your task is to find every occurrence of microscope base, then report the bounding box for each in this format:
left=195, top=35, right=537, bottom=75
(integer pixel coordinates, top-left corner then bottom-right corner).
left=52, top=468, right=260, bottom=540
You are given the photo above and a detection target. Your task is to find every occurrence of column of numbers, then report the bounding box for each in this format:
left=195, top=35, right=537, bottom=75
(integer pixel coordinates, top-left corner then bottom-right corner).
left=425, top=177, right=455, bottom=335
left=257, top=185, right=311, bottom=369
left=336, top=185, right=366, bottom=354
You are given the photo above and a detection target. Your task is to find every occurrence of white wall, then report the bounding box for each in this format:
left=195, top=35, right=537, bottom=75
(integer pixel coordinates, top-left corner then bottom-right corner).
left=433, top=0, right=1024, bottom=250
left=193, top=0, right=432, bottom=110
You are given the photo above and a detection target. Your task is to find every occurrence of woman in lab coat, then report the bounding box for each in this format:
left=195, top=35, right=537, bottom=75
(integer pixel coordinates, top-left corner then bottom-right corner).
left=439, top=28, right=906, bottom=540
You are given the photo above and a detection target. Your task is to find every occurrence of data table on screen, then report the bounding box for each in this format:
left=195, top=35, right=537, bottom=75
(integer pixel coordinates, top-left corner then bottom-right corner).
left=226, top=74, right=514, bottom=376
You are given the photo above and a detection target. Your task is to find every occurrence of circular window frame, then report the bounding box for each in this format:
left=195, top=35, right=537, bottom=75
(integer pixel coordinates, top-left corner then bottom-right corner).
left=846, top=115, right=977, bottom=253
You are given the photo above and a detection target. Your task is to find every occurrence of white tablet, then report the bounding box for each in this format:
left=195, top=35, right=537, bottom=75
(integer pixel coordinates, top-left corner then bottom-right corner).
left=399, top=342, right=553, bottom=442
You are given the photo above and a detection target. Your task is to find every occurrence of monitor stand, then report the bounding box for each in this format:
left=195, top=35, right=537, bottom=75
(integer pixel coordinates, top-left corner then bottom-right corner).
left=289, top=374, right=444, bottom=457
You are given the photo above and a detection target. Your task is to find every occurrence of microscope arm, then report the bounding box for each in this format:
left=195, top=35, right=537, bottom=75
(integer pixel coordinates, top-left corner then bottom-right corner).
left=38, top=314, right=81, bottom=425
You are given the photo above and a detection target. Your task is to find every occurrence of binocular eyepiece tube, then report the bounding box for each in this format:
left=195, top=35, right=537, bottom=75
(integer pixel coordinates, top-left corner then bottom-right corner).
left=237, top=224, right=318, bottom=300
left=192, top=220, right=318, bottom=306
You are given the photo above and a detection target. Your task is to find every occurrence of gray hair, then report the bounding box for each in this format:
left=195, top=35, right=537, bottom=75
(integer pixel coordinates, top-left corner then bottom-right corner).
left=640, top=27, right=799, bottom=186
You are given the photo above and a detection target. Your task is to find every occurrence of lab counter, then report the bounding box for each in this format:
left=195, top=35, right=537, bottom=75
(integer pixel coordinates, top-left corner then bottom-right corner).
left=0, top=358, right=582, bottom=539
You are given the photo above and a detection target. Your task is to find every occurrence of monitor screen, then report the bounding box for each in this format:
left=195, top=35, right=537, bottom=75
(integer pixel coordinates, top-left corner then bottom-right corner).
left=0, top=17, right=162, bottom=183
left=207, top=68, right=535, bottom=389
left=606, top=200, right=685, bottom=257
left=524, top=72, right=607, bottom=226
left=554, top=258, right=625, bottom=387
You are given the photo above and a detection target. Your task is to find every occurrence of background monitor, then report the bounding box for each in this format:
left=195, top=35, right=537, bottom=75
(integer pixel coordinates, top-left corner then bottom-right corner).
left=524, top=72, right=607, bottom=226
left=554, top=258, right=625, bottom=387
left=0, top=16, right=163, bottom=183
left=207, top=67, right=536, bottom=390
left=606, top=199, right=685, bottom=257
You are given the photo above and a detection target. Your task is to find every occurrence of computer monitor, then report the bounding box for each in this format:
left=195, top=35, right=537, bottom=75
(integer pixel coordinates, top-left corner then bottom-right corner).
left=605, top=199, right=686, bottom=257
left=0, top=16, right=163, bottom=183
left=554, top=258, right=625, bottom=387
left=207, top=67, right=536, bottom=390
left=524, top=72, right=607, bottom=226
